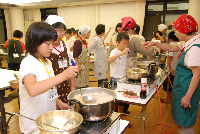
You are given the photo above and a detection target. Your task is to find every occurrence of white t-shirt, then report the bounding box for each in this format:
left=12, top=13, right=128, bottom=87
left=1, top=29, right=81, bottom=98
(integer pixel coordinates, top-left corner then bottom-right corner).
left=109, top=48, right=127, bottom=78
left=182, top=34, right=200, bottom=68
left=19, top=55, right=57, bottom=134
left=52, top=41, right=73, bottom=65
left=66, top=36, right=76, bottom=50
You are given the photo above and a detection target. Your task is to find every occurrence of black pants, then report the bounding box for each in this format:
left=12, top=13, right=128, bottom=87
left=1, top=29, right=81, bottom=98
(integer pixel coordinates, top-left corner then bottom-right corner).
left=8, top=63, right=20, bottom=71
left=119, top=103, right=129, bottom=113
left=163, top=74, right=174, bottom=92
left=98, top=78, right=108, bottom=88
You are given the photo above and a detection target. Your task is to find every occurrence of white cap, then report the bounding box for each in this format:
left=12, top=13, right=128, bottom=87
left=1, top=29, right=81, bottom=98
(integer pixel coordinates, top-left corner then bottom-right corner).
left=44, top=15, right=65, bottom=25
left=141, top=78, right=147, bottom=83
left=78, top=25, right=91, bottom=35
left=158, top=24, right=167, bottom=31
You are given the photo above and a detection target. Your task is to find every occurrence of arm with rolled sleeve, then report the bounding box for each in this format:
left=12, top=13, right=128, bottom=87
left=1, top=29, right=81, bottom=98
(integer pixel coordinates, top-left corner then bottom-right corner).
left=129, top=37, right=154, bottom=57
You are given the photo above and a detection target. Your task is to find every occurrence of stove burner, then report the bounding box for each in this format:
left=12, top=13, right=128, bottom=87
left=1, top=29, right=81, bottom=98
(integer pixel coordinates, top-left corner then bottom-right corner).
left=146, top=75, right=155, bottom=78
left=83, top=118, right=108, bottom=126
left=127, top=79, right=141, bottom=84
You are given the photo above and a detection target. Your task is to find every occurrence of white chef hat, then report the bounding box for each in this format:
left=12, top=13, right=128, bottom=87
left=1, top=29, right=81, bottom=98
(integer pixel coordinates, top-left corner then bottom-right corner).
left=78, top=25, right=91, bottom=35
left=44, top=15, right=65, bottom=25
left=158, top=24, right=167, bottom=31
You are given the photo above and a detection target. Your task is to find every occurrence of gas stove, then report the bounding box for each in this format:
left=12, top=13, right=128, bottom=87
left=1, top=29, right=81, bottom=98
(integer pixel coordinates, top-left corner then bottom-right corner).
left=117, top=66, right=168, bottom=96
left=76, top=112, right=121, bottom=134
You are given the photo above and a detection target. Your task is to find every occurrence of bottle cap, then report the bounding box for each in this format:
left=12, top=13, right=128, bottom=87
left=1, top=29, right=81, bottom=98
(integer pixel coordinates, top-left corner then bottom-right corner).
left=141, top=78, right=147, bottom=83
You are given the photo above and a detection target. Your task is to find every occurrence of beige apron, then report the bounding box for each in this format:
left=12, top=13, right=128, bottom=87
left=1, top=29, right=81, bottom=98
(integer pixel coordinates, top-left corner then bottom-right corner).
left=75, top=38, right=89, bottom=88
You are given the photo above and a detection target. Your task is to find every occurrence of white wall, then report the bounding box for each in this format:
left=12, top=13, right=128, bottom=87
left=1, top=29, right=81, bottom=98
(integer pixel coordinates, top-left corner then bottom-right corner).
left=98, top=2, right=136, bottom=43
left=58, top=2, right=136, bottom=45
left=189, top=0, right=200, bottom=33
left=9, top=8, right=25, bottom=43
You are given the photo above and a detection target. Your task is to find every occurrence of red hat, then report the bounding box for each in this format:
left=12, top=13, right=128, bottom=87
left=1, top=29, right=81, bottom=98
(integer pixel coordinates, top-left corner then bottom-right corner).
left=121, top=17, right=136, bottom=29
left=172, top=14, right=198, bottom=34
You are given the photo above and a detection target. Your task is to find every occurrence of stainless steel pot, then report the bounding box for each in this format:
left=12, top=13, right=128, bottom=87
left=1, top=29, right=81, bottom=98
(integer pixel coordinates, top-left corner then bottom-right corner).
left=68, top=87, right=117, bottom=121
left=36, top=110, right=83, bottom=134
left=126, top=68, right=147, bottom=80
left=136, top=61, right=158, bottom=75
left=154, top=54, right=166, bottom=64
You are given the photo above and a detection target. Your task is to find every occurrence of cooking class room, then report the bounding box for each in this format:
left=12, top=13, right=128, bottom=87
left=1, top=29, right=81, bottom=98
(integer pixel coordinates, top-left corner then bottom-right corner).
left=0, top=0, right=200, bottom=134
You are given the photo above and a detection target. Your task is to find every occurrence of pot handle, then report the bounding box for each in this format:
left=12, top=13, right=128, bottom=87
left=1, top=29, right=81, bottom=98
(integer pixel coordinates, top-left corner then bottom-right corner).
left=68, top=99, right=84, bottom=108
left=148, top=62, right=157, bottom=74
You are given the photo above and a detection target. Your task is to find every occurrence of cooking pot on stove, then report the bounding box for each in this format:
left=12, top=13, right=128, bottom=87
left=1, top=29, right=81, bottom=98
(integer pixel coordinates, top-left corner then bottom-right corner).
left=136, top=61, right=158, bottom=75
left=154, top=53, right=166, bottom=64
left=126, top=68, right=148, bottom=80
left=68, top=87, right=116, bottom=121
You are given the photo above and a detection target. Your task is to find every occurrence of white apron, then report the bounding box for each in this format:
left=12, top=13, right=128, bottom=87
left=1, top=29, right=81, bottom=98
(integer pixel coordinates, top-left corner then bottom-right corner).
left=93, top=36, right=108, bottom=80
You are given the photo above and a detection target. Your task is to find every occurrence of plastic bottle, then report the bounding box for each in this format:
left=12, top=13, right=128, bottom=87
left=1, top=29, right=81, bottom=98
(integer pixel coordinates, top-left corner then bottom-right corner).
left=140, top=78, right=147, bottom=99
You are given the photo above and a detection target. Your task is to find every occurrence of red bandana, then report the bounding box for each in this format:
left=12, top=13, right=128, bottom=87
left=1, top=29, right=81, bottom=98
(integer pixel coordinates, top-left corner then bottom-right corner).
left=121, top=17, right=136, bottom=30
left=172, top=14, right=198, bottom=34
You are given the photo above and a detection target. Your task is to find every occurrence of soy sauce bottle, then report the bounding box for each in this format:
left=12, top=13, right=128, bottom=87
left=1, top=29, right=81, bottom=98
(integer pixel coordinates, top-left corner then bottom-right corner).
left=140, top=78, right=147, bottom=99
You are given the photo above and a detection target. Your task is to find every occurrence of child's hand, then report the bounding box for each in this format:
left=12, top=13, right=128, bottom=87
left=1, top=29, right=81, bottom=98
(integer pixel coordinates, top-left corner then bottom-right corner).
left=64, top=65, right=79, bottom=79
left=122, top=48, right=130, bottom=55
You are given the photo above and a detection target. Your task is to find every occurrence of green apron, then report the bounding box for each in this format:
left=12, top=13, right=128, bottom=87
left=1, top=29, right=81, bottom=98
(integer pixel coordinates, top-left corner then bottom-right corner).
left=171, top=44, right=200, bottom=127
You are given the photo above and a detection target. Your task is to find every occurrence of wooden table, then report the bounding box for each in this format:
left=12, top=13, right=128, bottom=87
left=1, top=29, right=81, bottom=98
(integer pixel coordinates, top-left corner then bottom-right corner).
left=0, top=69, right=19, bottom=134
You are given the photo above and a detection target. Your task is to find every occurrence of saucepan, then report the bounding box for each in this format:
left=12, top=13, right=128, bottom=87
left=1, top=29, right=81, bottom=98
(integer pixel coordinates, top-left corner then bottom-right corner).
left=126, top=68, right=148, bottom=80
left=68, top=87, right=117, bottom=121
left=136, top=61, right=158, bottom=75
left=35, top=110, right=83, bottom=134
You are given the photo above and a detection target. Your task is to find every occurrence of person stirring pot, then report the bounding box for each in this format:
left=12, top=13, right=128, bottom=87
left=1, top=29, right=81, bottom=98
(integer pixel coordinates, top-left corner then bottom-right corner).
left=143, top=14, right=200, bottom=134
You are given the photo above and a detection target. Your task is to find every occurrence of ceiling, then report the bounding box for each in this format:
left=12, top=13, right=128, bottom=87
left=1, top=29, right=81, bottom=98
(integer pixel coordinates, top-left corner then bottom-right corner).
left=0, top=0, right=156, bottom=9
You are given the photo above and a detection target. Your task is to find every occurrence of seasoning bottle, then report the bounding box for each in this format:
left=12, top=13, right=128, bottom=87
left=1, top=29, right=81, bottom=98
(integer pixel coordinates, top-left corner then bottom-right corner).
left=140, top=78, right=147, bottom=99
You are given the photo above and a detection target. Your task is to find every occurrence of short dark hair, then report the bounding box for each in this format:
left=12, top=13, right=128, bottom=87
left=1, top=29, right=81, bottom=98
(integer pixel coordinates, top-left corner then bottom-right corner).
left=168, top=25, right=172, bottom=29
left=95, top=24, right=105, bottom=35
left=25, top=22, right=57, bottom=55
left=51, top=22, right=67, bottom=31
left=154, top=30, right=163, bottom=38
left=168, top=31, right=179, bottom=41
left=122, top=27, right=135, bottom=32
left=186, top=31, right=196, bottom=35
left=74, top=30, right=79, bottom=35
left=116, top=32, right=129, bottom=43
left=66, top=29, right=72, bottom=35
left=70, top=27, right=75, bottom=33
left=134, top=24, right=140, bottom=34
left=115, top=23, right=122, bottom=32
left=13, top=30, right=23, bottom=38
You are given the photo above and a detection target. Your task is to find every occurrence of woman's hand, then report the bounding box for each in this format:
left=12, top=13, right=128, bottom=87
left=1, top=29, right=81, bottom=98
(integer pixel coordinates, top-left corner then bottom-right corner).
left=56, top=99, right=70, bottom=110
left=181, top=95, right=191, bottom=108
left=143, top=41, right=157, bottom=49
